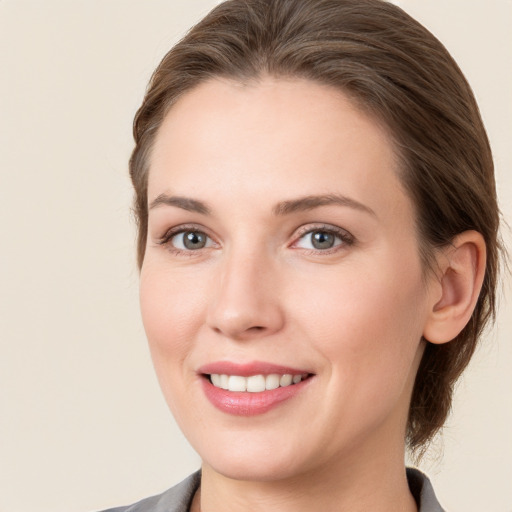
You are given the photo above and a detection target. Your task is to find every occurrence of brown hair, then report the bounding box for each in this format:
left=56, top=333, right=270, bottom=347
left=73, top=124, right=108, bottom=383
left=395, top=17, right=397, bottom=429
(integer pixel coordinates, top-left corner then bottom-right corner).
left=129, top=0, right=501, bottom=452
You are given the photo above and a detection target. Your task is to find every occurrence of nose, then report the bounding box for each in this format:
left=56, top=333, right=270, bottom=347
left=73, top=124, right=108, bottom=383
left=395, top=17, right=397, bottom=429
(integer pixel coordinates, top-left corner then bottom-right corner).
left=206, top=247, right=285, bottom=341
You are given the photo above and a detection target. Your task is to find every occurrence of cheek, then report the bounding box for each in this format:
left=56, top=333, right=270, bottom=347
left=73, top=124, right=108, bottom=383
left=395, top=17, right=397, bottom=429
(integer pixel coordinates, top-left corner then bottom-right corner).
left=292, top=256, right=427, bottom=394
left=139, top=265, right=207, bottom=373
left=139, top=264, right=211, bottom=428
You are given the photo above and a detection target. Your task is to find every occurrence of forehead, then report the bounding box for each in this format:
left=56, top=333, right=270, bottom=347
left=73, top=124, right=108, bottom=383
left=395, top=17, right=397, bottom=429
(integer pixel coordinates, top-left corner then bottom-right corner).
left=148, top=77, right=410, bottom=223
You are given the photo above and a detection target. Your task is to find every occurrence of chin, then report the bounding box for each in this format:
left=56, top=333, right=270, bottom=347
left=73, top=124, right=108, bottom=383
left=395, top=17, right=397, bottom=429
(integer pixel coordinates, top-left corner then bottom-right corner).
left=206, top=455, right=305, bottom=483
left=194, top=432, right=316, bottom=483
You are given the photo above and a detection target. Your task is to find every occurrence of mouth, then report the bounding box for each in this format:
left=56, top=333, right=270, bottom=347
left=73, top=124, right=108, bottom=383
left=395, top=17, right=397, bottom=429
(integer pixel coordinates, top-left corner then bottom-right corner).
left=206, top=372, right=311, bottom=392
left=198, top=362, right=314, bottom=416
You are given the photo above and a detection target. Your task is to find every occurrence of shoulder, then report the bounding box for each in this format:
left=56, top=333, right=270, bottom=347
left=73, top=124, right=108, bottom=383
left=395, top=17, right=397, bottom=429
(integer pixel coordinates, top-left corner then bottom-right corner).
left=97, top=471, right=201, bottom=512
left=406, top=467, right=446, bottom=512
left=97, top=468, right=443, bottom=511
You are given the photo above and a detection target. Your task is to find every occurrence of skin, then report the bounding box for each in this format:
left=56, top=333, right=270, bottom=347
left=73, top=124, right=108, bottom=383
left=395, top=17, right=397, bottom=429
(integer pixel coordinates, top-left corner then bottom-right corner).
left=139, top=77, right=465, bottom=511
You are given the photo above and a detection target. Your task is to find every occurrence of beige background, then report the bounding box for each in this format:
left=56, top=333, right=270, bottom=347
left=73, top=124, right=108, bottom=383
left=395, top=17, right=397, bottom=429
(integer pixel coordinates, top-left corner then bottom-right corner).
left=1, top=1, right=511, bottom=511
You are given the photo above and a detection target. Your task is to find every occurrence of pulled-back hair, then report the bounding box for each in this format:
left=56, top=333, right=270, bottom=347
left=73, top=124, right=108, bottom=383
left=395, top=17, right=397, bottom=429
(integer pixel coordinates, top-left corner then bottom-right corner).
left=129, top=0, right=501, bottom=452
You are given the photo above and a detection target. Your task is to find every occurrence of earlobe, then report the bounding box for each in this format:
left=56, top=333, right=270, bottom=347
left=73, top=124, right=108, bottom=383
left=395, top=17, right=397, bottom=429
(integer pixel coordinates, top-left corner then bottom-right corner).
left=423, top=231, right=486, bottom=344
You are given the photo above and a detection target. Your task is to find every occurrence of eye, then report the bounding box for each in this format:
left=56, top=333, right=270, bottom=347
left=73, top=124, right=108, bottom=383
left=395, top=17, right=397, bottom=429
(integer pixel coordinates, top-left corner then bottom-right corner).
left=294, top=226, right=353, bottom=251
left=169, top=230, right=214, bottom=251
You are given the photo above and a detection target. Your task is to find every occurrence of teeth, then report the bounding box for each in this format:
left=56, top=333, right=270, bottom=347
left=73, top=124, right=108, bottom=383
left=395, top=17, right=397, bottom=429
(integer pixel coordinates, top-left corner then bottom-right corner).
left=228, top=375, right=247, bottom=392
left=280, top=374, right=293, bottom=387
left=211, top=374, right=221, bottom=387
left=209, top=373, right=307, bottom=392
left=246, top=374, right=265, bottom=392
left=265, top=374, right=280, bottom=390
left=220, top=374, right=229, bottom=390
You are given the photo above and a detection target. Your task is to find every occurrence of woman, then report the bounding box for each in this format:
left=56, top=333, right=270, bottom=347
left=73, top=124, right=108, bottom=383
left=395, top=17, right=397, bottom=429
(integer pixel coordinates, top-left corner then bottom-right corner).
left=103, top=0, right=501, bottom=510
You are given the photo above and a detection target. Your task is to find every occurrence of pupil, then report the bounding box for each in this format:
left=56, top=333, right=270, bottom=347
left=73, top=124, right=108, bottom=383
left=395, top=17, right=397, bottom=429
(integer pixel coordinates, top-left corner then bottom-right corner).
left=312, top=231, right=334, bottom=249
left=184, top=231, right=206, bottom=249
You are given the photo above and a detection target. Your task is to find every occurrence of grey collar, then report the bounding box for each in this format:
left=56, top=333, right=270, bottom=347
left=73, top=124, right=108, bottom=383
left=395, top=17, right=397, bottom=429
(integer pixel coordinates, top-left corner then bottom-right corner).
left=100, top=468, right=445, bottom=512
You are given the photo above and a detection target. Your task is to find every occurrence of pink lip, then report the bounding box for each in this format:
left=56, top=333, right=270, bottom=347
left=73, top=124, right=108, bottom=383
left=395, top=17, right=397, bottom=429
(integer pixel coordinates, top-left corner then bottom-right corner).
left=198, top=360, right=310, bottom=376
left=198, top=361, right=313, bottom=416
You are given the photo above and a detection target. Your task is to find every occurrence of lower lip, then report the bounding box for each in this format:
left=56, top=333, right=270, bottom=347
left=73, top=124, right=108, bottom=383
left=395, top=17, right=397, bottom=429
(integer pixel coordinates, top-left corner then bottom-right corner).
left=201, top=377, right=312, bottom=416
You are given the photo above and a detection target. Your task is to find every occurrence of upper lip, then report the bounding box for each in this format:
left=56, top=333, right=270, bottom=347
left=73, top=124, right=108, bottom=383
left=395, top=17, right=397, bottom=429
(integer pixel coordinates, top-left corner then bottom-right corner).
left=198, top=360, right=313, bottom=377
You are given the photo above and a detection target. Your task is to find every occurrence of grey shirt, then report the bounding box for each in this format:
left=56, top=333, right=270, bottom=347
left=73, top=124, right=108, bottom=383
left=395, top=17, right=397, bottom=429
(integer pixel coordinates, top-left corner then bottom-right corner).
left=100, top=468, right=445, bottom=512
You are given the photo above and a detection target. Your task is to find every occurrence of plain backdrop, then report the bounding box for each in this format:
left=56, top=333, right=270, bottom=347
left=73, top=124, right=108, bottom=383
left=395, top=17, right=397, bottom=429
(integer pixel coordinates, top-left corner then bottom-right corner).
left=1, top=1, right=511, bottom=511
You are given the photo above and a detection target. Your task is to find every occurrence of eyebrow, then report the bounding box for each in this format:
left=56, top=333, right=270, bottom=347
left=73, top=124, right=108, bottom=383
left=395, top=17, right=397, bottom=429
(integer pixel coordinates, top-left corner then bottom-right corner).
left=149, top=194, right=211, bottom=215
left=148, top=192, right=375, bottom=217
left=272, top=194, right=376, bottom=217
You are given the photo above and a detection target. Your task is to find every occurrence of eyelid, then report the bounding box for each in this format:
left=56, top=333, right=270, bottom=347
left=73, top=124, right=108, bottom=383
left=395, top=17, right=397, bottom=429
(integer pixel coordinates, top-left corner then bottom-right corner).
left=157, top=223, right=219, bottom=252
left=155, top=222, right=354, bottom=254
left=291, top=223, right=355, bottom=250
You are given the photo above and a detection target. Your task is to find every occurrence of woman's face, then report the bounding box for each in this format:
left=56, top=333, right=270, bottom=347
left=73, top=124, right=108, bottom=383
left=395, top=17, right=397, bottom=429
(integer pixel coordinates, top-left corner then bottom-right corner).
left=141, top=78, right=436, bottom=481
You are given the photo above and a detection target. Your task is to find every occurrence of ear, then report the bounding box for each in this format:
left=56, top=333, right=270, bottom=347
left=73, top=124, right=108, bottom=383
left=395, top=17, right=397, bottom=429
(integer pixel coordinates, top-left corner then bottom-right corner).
left=423, top=230, right=486, bottom=344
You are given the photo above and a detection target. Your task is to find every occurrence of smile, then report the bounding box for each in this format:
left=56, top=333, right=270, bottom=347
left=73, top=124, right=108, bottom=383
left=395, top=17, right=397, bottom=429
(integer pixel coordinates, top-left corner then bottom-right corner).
left=199, top=362, right=314, bottom=416
left=209, top=373, right=308, bottom=392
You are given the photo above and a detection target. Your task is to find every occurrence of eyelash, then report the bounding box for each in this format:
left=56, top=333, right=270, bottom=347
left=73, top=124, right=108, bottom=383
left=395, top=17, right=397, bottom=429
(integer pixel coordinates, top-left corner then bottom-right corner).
left=157, top=224, right=217, bottom=256
left=291, top=224, right=355, bottom=254
left=156, top=223, right=355, bottom=256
